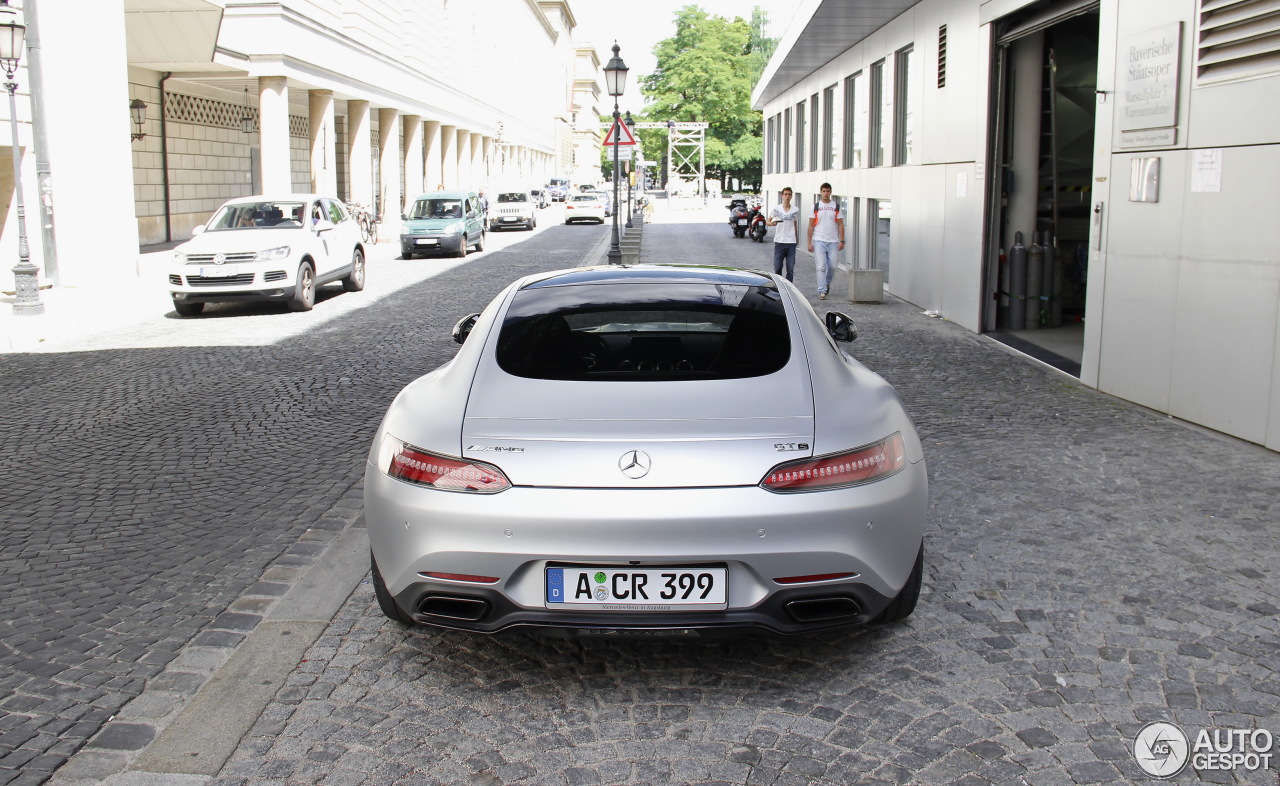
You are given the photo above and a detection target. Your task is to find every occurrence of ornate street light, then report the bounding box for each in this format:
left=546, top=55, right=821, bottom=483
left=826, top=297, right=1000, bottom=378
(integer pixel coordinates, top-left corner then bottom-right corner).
left=239, top=87, right=255, bottom=134
left=603, top=42, right=627, bottom=265
left=0, top=1, right=42, bottom=315
left=624, top=111, right=634, bottom=229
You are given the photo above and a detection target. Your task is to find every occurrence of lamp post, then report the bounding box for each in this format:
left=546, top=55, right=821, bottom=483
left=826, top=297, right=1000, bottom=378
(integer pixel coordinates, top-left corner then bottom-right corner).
left=623, top=111, right=634, bottom=229
left=603, top=42, right=627, bottom=265
left=0, top=1, right=41, bottom=315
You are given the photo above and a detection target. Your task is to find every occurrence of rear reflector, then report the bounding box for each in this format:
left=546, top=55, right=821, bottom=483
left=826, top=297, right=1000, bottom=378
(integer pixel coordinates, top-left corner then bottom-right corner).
left=773, top=572, right=857, bottom=585
left=761, top=433, right=906, bottom=493
left=380, top=437, right=511, bottom=493
left=421, top=572, right=501, bottom=584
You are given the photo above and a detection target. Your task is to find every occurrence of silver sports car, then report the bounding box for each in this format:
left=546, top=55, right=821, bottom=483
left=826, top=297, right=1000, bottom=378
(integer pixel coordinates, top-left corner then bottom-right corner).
left=365, top=264, right=927, bottom=637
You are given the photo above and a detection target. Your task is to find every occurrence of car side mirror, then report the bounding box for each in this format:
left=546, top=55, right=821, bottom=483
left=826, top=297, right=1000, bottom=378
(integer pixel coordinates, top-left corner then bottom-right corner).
left=401, top=213, right=408, bottom=221
left=191, top=225, right=206, bottom=236
left=313, top=219, right=335, bottom=232
left=452, top=313, right=481, bottom=344
left=825, top=311, right=858, bottom=342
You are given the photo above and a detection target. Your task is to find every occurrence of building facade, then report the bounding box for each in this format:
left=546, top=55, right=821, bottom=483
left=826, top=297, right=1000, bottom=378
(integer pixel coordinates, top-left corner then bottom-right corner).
left=0, top=0, right=601, bottom=291
left=755, top=0, right=1280, bottom=451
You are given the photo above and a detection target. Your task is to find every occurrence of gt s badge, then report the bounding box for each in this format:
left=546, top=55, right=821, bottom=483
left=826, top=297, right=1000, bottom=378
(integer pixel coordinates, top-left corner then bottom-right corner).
left=774, top=442, right=810, bottom=452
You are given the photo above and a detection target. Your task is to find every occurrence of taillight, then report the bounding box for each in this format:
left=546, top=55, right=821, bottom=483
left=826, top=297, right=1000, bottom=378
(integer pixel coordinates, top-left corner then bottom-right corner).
left=761, top=433, right=906, bottom=493
left=379, top=436, right=511, bottom=493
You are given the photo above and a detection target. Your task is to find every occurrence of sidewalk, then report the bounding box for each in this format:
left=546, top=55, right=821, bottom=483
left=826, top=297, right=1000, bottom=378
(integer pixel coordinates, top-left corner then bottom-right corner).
left=0, top=248, right=174, bottom=353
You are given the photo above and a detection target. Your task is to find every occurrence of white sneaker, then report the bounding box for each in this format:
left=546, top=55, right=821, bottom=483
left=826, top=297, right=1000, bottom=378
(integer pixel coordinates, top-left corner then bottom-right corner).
left=818, top=293, right=827, bottom=300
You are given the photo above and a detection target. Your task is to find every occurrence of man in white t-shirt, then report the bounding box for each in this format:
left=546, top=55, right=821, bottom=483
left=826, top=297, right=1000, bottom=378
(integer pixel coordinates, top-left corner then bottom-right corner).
left=766, top=187, right=799, bottom=281
left=807, top=182, right=845, bottom=300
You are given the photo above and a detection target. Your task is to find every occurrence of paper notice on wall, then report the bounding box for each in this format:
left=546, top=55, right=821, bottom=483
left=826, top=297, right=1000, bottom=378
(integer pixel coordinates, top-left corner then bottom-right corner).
left=1190, top=148, right=1222, bottom=193
left=957, top=173, right=968, bottom=198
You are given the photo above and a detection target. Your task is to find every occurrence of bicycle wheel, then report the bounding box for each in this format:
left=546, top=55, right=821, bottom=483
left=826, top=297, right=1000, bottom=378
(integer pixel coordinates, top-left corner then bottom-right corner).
left=359, top=216, right=374, bottom=245
left=367, top=219, right=379, bottom=244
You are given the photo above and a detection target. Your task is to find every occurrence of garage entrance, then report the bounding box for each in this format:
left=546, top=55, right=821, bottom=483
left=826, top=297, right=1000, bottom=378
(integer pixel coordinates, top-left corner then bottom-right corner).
left=984, top=1, right=1100, bottom=376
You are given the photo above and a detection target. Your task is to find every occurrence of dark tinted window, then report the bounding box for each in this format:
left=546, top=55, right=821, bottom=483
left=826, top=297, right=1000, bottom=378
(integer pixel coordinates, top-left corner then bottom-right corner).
left=496, top=282, right=790, bottom=381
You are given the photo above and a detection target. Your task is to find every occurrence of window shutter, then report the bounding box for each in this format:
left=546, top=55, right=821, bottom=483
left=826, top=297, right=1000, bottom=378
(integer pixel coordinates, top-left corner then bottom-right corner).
left=1197, top=0, right=1280, bottom=82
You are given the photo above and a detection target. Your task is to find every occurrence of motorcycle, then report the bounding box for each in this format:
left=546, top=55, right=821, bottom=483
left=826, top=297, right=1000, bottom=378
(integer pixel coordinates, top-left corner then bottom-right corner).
left=747, top=203, right=768, bottom=242
left=728, top=198, right=750, bottom=238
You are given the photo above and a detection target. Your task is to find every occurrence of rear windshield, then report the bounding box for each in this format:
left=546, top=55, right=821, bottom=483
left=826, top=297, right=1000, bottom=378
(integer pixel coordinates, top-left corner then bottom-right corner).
left=496, top=282, right=790, bottom=381
left=571, top=195, right=598, bottom=203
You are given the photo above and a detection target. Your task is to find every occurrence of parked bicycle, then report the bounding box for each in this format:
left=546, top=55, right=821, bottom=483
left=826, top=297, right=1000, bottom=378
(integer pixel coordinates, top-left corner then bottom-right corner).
left=345, top=201, right=379, bottom=245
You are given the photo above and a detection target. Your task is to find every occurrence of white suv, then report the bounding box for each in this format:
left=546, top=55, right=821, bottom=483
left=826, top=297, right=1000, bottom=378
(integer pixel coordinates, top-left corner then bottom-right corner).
left=488, top=190, right=537, bottom=231
left=167, top=194, right=365, bottom=316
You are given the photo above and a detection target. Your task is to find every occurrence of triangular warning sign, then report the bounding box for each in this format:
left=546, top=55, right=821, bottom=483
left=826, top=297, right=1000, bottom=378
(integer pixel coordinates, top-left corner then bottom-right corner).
left=603, top=120, right=637, bottom=146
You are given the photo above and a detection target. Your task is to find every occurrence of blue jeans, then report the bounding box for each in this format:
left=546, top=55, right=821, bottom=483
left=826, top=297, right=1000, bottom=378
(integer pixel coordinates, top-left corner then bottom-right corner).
left=772, top=243, right=797, bottom=281
left=813, top=240, right=839, bottom=294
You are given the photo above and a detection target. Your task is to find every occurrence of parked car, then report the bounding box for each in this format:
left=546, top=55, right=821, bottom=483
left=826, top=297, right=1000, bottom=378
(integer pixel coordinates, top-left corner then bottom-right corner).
left=489, top=190, right=537, bottom=231
left=547, top=177, right=571, bottom=202
left=400, top=191, right=486, bottom=258
left=365, top=264, right=928, bottom=637
left=529, top=188, right=548, bottom=209
left=587, top=189, right=613, bottom=217
left=564, top=193, right=606, bottom=224
left=166, top=194, right=365, bottom=316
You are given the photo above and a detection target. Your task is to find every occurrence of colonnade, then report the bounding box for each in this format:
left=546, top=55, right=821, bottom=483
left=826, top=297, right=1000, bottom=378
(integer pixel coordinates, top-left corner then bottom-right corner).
left=254, top=79, right=555, bottom=213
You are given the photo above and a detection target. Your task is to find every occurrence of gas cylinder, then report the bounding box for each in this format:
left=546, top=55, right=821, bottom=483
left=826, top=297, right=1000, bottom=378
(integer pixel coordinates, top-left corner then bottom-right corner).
left=1009, top=231, right=1027, bottom=330
left=1026, top=232, right=1043, bottom=330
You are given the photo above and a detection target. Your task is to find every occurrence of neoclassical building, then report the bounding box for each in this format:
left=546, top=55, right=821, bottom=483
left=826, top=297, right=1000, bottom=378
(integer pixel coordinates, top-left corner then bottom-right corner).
left=1, top=0, right=601, bottom=288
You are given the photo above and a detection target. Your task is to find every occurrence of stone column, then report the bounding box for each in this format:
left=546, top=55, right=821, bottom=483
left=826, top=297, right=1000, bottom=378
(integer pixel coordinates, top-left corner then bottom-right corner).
left=378, top=108, right=401, bottom=221
left=440, top=124, right=458, bottom=188
left=402, top=115, right=423, bottom=208
left=347, top=100, right=373, bottom=207
left=423, top=120, right=442, bottom=190
left=456, top=129, right=472, bottom=187
left=308, top=90, right=336, bottom=195
left=258, top=76, right=292, bottom=193
left=472, top=132, right=486, bottom=185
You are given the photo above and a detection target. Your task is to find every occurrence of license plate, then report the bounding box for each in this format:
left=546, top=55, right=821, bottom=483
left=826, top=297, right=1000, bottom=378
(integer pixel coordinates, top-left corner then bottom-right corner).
left=199, top=265, right=239, bottom=277
left=545, top=566, right=727, bottom=609
left=501, top=217, right=518, bottom=222
left=415, top=238, right=437, bottom=246
left=737, top=219, right=748, bottom=225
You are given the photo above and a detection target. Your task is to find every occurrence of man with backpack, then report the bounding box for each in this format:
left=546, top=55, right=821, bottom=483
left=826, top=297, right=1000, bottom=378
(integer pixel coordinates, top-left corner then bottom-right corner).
left=807, top=183, right=845, bottom=300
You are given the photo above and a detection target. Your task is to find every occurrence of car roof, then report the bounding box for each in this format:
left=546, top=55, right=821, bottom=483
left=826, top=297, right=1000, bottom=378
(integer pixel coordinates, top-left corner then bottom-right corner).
left=520, top=264, right=774, bottom=290
left=225, top=194, right=330, bottom=203
left=412, top=191, right=473, bottom=199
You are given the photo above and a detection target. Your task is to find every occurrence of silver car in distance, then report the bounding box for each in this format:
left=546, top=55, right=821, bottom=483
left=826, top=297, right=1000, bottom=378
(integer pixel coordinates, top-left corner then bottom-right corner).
left=365, top=264, right=927, bottom=638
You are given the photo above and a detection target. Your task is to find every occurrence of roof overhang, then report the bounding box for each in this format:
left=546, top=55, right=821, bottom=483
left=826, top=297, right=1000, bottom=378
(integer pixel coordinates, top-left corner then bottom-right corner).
left=124, top=0, right=226, bottom=72
left=752, top=0, right=918, bottom=109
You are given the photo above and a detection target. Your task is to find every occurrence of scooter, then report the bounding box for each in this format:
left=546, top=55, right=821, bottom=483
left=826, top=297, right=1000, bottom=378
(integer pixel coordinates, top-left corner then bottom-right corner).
left=747, top=204, right=767, bottom=242
left=728, top=198, right=750, bottom=238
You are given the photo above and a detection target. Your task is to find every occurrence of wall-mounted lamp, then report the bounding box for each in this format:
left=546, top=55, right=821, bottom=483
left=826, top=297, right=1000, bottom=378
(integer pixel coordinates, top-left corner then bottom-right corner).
left=240, top=87, right=255, bottom=134
left=129, top=98, right=147, bottom=141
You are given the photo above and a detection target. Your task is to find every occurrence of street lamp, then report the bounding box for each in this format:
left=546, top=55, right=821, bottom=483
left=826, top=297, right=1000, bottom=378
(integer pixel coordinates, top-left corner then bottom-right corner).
left=0, top=1, right=41, bottom=315
left=603, top=42, right=627, bottom=265
left=129, top=99, right=147, bottom=142
left=623, top=111, right=634, bottom=229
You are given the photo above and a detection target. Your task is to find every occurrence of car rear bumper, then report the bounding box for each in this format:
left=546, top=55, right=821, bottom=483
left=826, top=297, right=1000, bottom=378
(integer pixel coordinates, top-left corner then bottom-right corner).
left=365, top=459, right=927, bottom=636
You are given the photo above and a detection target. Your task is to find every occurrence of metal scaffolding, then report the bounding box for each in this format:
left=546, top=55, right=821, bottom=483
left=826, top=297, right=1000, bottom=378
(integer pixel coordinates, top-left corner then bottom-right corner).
left=601, top=122, right=708, bottom=195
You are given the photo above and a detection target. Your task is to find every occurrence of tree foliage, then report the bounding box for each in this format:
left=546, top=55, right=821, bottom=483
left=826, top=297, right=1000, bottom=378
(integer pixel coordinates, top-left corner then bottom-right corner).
left=628, top=6, right=764, bottom=189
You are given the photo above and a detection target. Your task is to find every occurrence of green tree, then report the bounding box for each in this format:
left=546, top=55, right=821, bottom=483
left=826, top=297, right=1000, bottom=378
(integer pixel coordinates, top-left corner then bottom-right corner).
left=624, top=6, right=764, bottom=191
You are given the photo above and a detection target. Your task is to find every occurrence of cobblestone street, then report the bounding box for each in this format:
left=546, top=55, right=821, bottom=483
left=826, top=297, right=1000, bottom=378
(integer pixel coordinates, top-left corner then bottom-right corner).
left=3, top=202, right=1278, bottom=785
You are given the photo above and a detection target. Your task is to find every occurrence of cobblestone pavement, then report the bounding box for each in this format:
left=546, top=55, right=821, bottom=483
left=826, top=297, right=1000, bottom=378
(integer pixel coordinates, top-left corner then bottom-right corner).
left=7, top=201, right=1280, bottom=785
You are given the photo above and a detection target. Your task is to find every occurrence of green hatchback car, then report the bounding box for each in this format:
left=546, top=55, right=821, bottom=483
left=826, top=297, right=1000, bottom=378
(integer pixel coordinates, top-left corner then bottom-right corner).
left=400, top=191, right=487, bottom=258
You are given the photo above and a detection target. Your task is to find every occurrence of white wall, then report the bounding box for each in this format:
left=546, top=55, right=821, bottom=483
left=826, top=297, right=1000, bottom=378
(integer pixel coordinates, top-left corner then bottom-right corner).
left=1095, top=0, right=1280, bottom=449
left=760, top=0, right=986, bottom=332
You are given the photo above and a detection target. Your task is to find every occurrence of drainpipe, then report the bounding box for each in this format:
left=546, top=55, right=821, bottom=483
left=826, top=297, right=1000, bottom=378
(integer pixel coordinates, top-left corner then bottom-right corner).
left=160, top=72, right=172, bottom=243
left=24, top=0, right=57, bottom=284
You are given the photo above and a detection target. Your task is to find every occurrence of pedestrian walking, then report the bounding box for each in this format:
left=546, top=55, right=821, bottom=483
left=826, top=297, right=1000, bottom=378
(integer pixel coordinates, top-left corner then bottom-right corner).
left=807, top=182, right=845, bottom=300
left=767, top=187, right=799, bottom=282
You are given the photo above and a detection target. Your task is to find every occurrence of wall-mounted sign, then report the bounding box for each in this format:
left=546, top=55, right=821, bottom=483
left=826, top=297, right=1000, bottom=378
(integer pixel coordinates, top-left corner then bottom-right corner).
left=1121, top=22, right=1182, bottom=134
